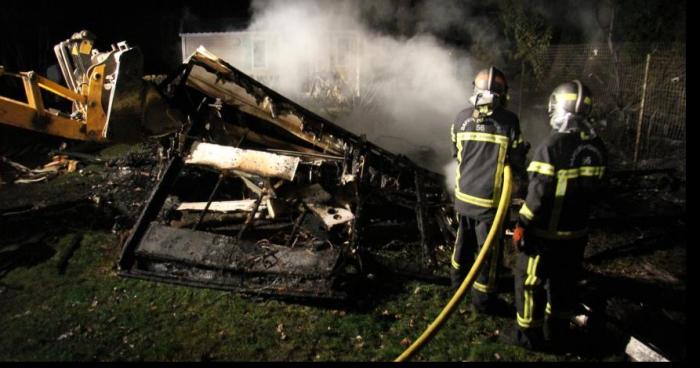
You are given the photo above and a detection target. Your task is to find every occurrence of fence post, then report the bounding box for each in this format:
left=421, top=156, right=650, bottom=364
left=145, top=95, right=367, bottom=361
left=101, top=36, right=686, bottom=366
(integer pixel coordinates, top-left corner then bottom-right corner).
left=633, top=53, right=651, bottom=166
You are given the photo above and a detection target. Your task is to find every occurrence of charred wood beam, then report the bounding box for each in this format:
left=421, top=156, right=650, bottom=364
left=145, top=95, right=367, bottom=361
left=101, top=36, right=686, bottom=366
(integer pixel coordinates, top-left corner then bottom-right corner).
left=236, top=187, right=267, bottom=242
left=349, top=141, right=369, bottom=269
left=434, top=211, right=455, bottom=247
left=119, top=94, right=210, bottom=271
left=123, top=269, right=346, bottom=302
left=285, top=207, right=307, bottom=248
left=184, top=50, right=444, bottom=184
left=266, top=149, right=344, bottom=162
left=133, top=223, right=340, bottom=276
left=157, top=62, right=191, bottom=96
left=201, top=221, right=293, bottom=233
left=414, top=171, right=435, bottom=269
left=172, top=212, right=263, bottom=229
left=225, top=124, right=320, bottom=155
left=119, top=155, right=183, bottom=270
left=192, top=172, right=225, bottom=230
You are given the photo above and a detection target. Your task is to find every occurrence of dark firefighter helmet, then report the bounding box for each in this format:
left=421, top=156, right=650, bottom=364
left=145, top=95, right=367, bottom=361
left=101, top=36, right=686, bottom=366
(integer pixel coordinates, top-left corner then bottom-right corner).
left=548, top=80, right=593, bottom=131
left=469, top=66, right=508, bottom=108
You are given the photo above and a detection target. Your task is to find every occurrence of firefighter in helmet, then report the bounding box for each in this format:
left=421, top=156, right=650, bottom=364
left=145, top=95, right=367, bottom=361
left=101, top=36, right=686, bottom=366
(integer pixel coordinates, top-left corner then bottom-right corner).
left=502, top=80, right=607, bottom=350
left=450, top=66, right=529, bottom=313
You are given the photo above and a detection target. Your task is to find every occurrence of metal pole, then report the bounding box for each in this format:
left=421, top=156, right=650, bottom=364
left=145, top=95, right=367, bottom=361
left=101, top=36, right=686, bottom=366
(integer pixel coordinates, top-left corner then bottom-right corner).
left=192, top=173, right=225, bottom=230
left=634, top=53, right=651, bottom=166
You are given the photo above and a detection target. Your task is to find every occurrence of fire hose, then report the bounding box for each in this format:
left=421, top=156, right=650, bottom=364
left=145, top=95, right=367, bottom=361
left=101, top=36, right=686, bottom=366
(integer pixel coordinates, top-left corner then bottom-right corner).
left=395, top=165, right=512, bottom=362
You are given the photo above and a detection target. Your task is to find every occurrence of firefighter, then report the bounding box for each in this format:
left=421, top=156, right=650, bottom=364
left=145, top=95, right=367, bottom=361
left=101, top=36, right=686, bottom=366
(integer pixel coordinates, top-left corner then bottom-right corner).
left=502, top=80, right=607, bottom=350
left=450, top=66, right=528, bottom=314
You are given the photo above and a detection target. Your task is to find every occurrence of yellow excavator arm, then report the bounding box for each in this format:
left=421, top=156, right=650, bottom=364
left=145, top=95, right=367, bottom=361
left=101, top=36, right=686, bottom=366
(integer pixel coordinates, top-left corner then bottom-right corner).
left=0, top=65, right=107, bottom=141
left=0, top=30, right=181, bottom=142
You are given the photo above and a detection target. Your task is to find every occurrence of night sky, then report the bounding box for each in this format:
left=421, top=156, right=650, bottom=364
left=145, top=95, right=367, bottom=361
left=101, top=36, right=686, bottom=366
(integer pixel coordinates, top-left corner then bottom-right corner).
left=0, top=0, right=686, bottom=76
left=0, top=0, right=254, bottom=74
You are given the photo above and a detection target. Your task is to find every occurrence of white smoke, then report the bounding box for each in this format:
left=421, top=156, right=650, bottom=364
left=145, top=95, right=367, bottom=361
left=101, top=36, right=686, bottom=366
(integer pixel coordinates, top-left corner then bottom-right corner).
left=241, top=0, right=476, bottom=181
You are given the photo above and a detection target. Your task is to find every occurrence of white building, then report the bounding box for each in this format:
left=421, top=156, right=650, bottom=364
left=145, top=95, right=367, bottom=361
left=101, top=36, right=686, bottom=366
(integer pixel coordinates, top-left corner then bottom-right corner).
left=180, top=30, right=362, bottom=106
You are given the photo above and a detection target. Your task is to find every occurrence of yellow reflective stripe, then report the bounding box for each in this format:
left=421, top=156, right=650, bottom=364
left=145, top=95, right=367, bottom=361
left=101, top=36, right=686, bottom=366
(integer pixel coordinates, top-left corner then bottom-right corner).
left=451, top=252, right=460, bottom=270
left=451, top=226, right=461, bottom=270
left=545, top=302, right=552, bottom=315
left=455, top=190, right=495, bottom=208
left=456, top=137, right=464, bottom=164
left=527, top=256, right=540, bottom=318
left=549, top=173, right=569, bottom=231
left=453, top=132, right=494, bottom=208
left=556, top=93, right=578, bottom=101
left=533, top=228, right=588, bottom=240
left=492, top=137, right=507, bottom=206
left=556, top=93, right=591, bottom=104
left=579, top=166, right=605, bottom=177
left=547, top=165, right=605, bottom=231
left=557, top=166, right=605, bottom=179
left=519, top=203, right=535, bottom=221
left=453, top=131, right=508, bottom=208
left=557, top=169, right=577, bottom=179
left=512, top=135, right=524, bottom=148
left=473, top=281, right=490, bottom=293
left=521, top=255, right=541, bottom=327
left=517, top=313, right=543, bottom=328
left=456, top=131, right=509, bottom=145
left=524, top=257, right=534, bottom=322
left=527, top=161, right=555, bottom=176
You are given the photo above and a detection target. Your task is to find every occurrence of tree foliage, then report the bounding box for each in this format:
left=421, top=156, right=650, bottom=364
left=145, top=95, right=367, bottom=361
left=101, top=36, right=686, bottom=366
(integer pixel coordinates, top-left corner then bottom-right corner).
left=498, top=0, right=553, bottom=80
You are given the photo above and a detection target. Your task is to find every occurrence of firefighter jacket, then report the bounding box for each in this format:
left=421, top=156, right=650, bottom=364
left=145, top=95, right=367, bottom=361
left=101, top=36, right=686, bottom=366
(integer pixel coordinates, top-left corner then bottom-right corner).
left=518, top=128, right=607, bottom=240
left=451, top=107, right=527, bottom=221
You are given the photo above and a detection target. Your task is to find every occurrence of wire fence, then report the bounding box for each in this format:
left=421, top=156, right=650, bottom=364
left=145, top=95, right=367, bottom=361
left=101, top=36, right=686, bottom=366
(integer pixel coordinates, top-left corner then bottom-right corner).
left=517, top=43, right=686, bottom=171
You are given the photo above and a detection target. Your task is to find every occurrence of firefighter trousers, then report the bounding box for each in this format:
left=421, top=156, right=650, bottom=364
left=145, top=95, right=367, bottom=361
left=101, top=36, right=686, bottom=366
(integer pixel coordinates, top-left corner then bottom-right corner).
left=450, top=215, right=504, bottom=309
left=513, top=236, right=587, bottom=348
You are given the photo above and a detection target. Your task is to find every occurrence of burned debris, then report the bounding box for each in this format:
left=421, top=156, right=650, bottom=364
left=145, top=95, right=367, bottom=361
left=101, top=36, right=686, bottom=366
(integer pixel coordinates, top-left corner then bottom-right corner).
left=117, top=47, right=455, bottom=300
left=0, top=18, right=685, bottom=360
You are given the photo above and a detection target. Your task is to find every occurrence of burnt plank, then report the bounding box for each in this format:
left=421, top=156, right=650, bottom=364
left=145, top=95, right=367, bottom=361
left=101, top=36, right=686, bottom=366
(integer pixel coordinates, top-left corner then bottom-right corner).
left=135, top=222, right=339, bottom=277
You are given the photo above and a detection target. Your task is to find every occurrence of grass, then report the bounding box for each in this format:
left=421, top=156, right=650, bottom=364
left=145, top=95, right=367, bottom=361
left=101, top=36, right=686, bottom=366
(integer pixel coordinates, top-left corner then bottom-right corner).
left=0, top=227, right=613, bottom=362
left=0, top=141, right=633, bottom=362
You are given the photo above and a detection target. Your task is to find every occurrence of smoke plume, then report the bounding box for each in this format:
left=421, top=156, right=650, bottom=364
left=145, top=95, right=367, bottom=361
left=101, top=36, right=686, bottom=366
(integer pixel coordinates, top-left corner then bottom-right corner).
left=241, top=0, right=478, bottom=184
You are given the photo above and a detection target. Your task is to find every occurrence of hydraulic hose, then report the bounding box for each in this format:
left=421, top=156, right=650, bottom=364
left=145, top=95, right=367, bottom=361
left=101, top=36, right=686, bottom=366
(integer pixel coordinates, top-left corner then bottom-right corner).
left=395, top=165, right=513, bottom=362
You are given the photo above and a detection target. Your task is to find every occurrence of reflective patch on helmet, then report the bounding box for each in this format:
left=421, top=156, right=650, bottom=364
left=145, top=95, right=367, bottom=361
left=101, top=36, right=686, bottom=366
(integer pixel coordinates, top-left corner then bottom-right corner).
left=556, top=93, right=578, bottom=101
left=583, top=96, right=592, bottom=104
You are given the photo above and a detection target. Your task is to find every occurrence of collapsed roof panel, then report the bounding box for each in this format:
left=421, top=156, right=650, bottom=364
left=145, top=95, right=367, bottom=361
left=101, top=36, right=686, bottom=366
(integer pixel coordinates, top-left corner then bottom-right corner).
left=118, top=46, right=455, bottom=300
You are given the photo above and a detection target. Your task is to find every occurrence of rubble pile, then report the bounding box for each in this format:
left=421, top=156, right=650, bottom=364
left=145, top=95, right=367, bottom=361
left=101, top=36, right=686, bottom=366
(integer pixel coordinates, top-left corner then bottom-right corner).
left=117, top=47, right=456, bottom=300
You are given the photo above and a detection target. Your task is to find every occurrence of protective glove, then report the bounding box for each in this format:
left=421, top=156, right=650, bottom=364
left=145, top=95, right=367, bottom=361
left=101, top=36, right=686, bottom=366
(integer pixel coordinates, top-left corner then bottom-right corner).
left=512, top=223, right=526, bottom=251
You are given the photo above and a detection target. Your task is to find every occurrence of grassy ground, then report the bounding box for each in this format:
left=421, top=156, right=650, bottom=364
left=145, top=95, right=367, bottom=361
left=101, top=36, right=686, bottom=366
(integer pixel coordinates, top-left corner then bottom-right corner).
left=1, top=142, right=680, bottom=362
left=0, top=226, right=610, bottom=362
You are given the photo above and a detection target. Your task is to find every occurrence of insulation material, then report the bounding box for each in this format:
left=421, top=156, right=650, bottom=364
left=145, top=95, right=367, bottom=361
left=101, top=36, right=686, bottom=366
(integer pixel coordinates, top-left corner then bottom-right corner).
left=185, top=142, right=300, bottom=181
left=177, top=199, right=268, bottom=213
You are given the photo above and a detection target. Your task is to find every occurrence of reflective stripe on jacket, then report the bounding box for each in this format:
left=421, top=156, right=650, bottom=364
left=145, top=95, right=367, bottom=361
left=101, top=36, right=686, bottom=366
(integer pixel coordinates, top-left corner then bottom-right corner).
left=451, top=107, right=527, bottom=221
left=518, top=130, right=607, bottom=239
